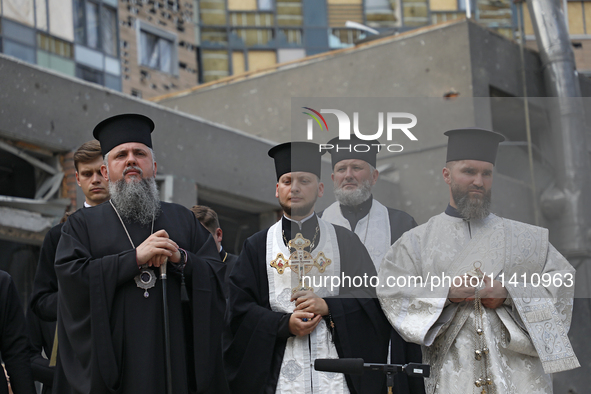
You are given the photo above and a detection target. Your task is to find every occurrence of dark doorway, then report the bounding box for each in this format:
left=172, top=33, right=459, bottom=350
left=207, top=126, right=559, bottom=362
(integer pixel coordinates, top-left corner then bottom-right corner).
left=197, top=199, right=261, bottom=256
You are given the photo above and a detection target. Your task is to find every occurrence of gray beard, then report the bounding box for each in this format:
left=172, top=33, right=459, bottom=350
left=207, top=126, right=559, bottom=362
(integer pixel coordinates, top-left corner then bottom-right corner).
left=452, top=184, right=492, bottom=220
left=334, top=179, right=372, bottom=207
left=109, top=176, right=161, bottom=225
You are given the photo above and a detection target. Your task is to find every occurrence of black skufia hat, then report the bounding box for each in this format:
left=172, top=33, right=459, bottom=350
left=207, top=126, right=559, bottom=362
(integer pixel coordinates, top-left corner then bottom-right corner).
left=268, top=142, right=324, bottom=180
left=444, top=128, right=505, bottom=165
left=92, top=114, right=155, bottom=156
left=325, top=135, right=380, bottom=168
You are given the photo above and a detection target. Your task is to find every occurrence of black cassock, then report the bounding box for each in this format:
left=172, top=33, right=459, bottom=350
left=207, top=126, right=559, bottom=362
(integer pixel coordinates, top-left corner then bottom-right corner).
left=320, top=196, right=425, bottom=394
left=0, top=271, right=36, bottom=394
left=27, top=306, right=55, bottom=394
left=30, top=222, right=62, bottom=322
left=54, top=201, right=228, bottom=394
left=225, top=215, right=391, bottom=394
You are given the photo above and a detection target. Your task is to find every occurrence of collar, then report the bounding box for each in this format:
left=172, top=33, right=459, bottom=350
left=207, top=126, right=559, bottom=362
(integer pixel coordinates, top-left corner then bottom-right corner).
left=219, top=249, right=228, bottom=263
left=339, top=195, right=373, bottom=232
left=283, top=211, right=315, bottom=231
left=281, top=213, right=319, bottom=248
left=339, top=194, right=373, bottom=216
left=84, top=201, right=92, bottom=208
left=445, top=204, right=464, bottom=219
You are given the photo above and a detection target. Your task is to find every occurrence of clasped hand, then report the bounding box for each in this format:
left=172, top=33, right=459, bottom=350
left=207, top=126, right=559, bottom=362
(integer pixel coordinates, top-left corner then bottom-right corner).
left=448, top=274, right=507, bottom=309
left=135, top=229, right=182, bottom=267
left=288, top=290, right=328, bottom=336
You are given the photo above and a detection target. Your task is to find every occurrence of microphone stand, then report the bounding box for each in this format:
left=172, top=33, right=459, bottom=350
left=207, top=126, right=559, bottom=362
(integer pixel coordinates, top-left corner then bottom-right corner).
left=314, top=359, right=430, bottom=394
left=364, top=362, right=430, bottom=394
left=161, top=259, right=173, bottom=394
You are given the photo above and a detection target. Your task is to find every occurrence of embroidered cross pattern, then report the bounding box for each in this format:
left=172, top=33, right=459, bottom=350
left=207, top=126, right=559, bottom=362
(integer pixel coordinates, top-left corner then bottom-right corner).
left=270, top=233, right=332, bottom=293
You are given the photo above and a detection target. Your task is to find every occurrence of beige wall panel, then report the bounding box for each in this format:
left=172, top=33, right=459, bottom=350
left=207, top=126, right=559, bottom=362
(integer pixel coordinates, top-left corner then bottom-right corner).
left=568, top=2, right=585, bottom=35
left=572, top=39, right=591, bottom=73
left=247, top=50, right=276, bottom=71
left=327, top=0, right=362, bottom=4
left=49, top=0, right=74, bottom=41
left=4, top=0, right=34, bottom=26
left=232, top=52, right=246, bottom=74
left=328, top=4, right=364, bottom=26
left=430, top=0, right=457, bottom=12
left=35, top=0, right=48, bottom=31
left=522, top=6, right=534, bottom=36
left=228, top=0, right=257, bottom=10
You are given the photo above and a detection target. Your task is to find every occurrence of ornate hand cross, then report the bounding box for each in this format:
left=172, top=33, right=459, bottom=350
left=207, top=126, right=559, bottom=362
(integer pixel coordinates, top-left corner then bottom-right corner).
left=271, top=233, right=331, bottom=293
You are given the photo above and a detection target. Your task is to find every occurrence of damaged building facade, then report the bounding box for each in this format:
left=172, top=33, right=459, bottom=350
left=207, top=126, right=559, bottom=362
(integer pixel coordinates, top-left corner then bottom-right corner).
left=1, top=13, right=591, bottom=392
left=0, top=0, right=590, bottom=101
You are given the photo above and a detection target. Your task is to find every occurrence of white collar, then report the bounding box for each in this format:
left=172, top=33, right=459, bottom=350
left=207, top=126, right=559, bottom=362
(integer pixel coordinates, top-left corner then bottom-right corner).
left=83, top=201, right=92, bottom=208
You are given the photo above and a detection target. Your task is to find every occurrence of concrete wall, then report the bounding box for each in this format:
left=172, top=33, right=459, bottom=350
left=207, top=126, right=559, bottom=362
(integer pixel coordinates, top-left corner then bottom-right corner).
left=0, top=54, right=279, bottom=214
left=155, top=21, right=475, bottom=143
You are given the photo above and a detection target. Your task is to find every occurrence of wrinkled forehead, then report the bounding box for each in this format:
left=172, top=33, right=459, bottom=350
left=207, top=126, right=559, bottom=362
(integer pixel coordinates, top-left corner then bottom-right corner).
left=333, top=158, right=371, bottom=170
left=107, top=142, right=152, bottom=158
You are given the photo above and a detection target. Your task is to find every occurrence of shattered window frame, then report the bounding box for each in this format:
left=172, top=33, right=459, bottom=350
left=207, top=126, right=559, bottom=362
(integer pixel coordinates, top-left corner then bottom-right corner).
left=137, top=20, right=179, bottom=76
left=0, top=138, right=68, bottom=242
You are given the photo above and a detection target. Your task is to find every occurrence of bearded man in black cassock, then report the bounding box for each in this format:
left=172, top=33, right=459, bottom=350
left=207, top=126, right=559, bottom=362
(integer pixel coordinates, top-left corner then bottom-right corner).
left=225, top=142, right=391, bottom=394
left=53, top=114, right=228, bottom=394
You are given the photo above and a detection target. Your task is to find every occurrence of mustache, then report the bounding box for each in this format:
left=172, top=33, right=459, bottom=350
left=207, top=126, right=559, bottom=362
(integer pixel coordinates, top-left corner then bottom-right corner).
left=123, top=166, right=143, bottom=176
left=469, top=186, right=484, bottom=192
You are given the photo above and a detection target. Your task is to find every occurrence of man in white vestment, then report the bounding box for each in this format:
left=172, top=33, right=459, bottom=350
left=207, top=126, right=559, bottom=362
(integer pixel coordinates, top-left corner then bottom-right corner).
left=377, top=128, right=579, bottom=394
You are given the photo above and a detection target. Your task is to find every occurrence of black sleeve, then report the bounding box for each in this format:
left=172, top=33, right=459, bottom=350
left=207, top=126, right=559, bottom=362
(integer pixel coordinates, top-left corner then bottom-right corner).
left=30, top=224, right=62, bottom=322
left=324, top=227, right=392, bottom=394
left=0, top=273, right=37, bottom=394
left=26, top=309, right=55, bottom=387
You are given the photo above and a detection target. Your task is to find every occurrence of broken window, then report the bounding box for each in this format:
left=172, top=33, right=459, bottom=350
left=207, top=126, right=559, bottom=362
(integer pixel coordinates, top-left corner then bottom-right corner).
left=0, top=139, right=69, bottom=245
left=328, top=28, right=365, bottom=48
left=74, top=0, right=118, bottom=55
left=365, top=0, right=401, bottom=27
left=138, top=22, right=178, bottom=75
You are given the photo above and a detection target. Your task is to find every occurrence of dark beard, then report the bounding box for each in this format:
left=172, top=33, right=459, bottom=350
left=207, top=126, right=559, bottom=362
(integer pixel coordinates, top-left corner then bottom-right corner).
left=279, top=199, right=316, bottom=218
left=109, top=176, right=161, bottom=225
left=452, top=182, right=492, bottom=220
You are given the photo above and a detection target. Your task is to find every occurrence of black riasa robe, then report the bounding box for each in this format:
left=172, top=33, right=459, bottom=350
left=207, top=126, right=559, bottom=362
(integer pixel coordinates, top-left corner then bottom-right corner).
left=224, top=215, right=391, bottom=394
left=30, top=222, right=62, bottom=322
left=0, top=270, right=36, bottom=394
left=54, top=201, right=228, bottom=394
left=27, top=306, right=55, bottom=394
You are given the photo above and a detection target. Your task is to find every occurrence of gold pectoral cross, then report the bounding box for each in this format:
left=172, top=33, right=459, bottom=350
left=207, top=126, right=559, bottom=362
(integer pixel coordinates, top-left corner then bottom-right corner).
left=270, top=233, right=331, bottom=293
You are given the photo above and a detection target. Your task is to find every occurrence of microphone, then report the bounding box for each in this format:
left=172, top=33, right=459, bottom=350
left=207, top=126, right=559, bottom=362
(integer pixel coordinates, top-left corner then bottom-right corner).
left=314, top=358, right=364, bottom=375
left=314, top=359, right=430, bottom=378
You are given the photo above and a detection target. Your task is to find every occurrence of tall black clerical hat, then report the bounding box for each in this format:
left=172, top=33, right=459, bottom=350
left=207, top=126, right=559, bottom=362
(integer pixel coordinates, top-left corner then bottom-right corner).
left=268, top=141, right=324, bottom=180
left=444, top=128, right=505, bottom=165
left=325, top=135, right=380, bottom=168
left=92, top=114, right=155, bottom=156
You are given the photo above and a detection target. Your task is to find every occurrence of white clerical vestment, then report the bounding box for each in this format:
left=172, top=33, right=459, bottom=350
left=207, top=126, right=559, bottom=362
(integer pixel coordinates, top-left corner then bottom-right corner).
left=266, top=218, right=349, bottom=394
left=377, top=213, right=579, bottom=394
left=322, top=200, right=390, bottom=270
